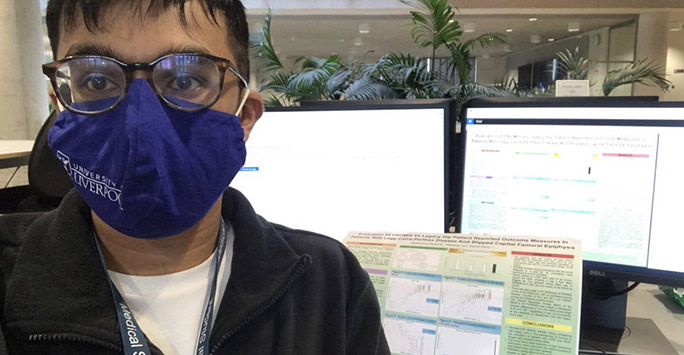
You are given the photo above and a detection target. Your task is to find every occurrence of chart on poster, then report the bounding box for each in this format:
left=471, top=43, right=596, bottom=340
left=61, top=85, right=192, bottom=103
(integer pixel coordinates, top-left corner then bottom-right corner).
left=345, top=232, right=582, bottom=355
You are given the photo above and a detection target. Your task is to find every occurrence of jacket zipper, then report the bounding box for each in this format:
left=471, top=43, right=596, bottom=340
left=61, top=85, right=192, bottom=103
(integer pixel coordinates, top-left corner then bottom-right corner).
left=27, top=333, right=123, bottom=352
left=27, top=333, right=164, bottom=354
left=25, top=257, right=310, bottom=355
left=209, top=255, right=311, bottom=355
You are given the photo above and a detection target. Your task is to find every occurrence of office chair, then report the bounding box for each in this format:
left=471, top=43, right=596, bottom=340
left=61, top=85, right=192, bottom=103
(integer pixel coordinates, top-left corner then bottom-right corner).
left=0, top=110, right=72, bottom=213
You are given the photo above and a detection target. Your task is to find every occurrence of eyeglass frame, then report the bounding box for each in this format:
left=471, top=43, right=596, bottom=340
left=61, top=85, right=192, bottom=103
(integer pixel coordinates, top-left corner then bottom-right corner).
left=42, top=52, right=250, bottom=115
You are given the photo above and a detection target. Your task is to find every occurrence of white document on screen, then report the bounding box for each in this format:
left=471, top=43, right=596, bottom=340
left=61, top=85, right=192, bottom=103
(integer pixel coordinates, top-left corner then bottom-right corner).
left=344, top=232, right=582, bottom=355
left=230, top=108, right=446, bottom=241
left=461, top=124, right=656, bottom=267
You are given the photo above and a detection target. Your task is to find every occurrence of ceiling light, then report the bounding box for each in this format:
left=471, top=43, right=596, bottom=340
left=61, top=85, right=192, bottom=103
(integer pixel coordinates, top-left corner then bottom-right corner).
left=354, top=37, right=363, bottom=46
left=669, top=22, right=683, bottom=31
left=290, top=36, right=296, bottom=41
left=548, top=38, right=555, bottom=42
left=358, top=23, right=370, bottom=34
left=505, top=28, right=513, bottom=33
left=530, top=35, right=541, bottom=44
left=463, top=23, right=476, bottom=33
left=568, top=22, right=581, bottom=32
left=340, top=38, right=345, bottom=43
left=529, top=18, right=538, bottom=22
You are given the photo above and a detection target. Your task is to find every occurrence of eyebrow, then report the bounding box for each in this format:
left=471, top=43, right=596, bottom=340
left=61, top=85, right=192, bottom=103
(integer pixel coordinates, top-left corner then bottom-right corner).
left=65, top=44, right=213, bottom=61
left=66, top=43, right=117, bottom=58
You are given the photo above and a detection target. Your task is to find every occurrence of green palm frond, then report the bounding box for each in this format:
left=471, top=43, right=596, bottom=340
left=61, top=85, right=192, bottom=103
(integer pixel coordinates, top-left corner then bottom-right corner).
left=556, top=47, right=591, bottom=80
left=261, top=71, right=292, bottom=93
left=290, top=54, right=341, bottom=91
left=493, top=74, right=519, bottom=94
left=263, top=95, right=287, bottom=107
left=458, top=83, right=513, bottom=98
left=294, top=55, right=330, bottom=69
left=342, top=77, right=398, bottom=101
left=258, top=54, right=341, bottom=103
left=400, top=0, right=463, bottom=53
left=366, top=53, right=445, bottom=98
left=373, top=52, right=424, bottom=69
left=447, top=33, right=505, bottom=84
left=377, top=54, right=434, bottom=82
left=326, top=68, right=354, bottom=96
left=262, top=72, right=314, bottom=103
left=450, top=83, right=513, bottom=114
left=374, top=53, right=434, bottom=85
left=425, top=79, right=459, bottom=97
left=603, top=59, right=671, bottom=96
left=447, top=44, right=471, bottom=84
left=249, top=11, right=283, bottom=74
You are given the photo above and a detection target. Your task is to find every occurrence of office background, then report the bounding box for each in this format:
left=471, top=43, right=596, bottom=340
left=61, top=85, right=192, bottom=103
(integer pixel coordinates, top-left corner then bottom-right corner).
left=2, top=0, right=684, bottom=143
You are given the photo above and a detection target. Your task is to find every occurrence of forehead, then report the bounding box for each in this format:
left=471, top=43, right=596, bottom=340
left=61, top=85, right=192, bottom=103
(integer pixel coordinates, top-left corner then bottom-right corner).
left=56, top=2, right=234, bottom=63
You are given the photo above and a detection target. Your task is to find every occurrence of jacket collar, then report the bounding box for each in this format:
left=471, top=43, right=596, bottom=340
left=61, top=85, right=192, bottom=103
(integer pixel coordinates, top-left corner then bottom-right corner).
left=4, top=188, right=306, bottom=347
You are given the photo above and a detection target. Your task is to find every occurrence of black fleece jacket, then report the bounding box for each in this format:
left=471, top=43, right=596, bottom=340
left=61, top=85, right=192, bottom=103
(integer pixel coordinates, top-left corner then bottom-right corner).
left=0, top=188, right=390, bottom=354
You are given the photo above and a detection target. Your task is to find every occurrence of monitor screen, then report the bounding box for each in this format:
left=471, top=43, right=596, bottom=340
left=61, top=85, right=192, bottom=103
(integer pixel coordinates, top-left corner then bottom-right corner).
left=457, top=103, right=684, bottom=286
left=230, top=101, right=453, bottom=241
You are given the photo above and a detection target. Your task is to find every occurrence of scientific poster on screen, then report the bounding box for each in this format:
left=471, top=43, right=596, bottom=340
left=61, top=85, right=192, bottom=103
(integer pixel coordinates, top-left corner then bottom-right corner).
left=344, top=232, right=582, bottom=355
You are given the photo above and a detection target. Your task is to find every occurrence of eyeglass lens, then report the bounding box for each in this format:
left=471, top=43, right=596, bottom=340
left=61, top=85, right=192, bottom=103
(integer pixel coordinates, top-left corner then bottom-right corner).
left=56, top=57, right=126, bottom=112
left=55, top=55, right=225, bottom=113
left=153, top=55, right=223, bottom=110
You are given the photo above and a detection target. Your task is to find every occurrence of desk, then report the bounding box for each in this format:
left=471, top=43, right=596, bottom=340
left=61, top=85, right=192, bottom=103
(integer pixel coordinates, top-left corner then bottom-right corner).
left=580, top=283, right=683, bottom=354
left=0, top=140, right=34, bottom=169
left=626, top=284, right=684, bottom=354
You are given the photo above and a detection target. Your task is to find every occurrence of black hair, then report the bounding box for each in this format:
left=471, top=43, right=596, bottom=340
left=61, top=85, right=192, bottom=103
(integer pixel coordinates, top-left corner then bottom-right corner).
left=46, top=0, right=250, bottom=77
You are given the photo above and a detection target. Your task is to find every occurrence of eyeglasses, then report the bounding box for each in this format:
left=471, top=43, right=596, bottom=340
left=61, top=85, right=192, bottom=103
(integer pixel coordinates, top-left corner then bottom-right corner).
left=42, top=53, right=248, bottom=115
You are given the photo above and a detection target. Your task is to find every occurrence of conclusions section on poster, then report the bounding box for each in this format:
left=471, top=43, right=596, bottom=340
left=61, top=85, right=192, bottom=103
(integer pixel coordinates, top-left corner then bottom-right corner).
left=345, top=233, right=582, bottom=355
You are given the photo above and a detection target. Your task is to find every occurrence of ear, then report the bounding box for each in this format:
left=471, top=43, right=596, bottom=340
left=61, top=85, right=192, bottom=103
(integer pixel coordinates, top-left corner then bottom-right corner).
left=48, top=86, right=61, bottom=115
left=238, top=90, right=264, bottom=142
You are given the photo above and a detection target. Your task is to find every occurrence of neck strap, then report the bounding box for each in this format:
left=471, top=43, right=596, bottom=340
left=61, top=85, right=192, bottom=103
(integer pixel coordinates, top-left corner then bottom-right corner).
left=93, top=219, right=228, bottom=355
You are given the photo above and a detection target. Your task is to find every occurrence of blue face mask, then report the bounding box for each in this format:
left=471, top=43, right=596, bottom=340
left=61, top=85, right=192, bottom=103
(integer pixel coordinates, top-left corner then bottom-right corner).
left=48, top=79, right=247, bottom=238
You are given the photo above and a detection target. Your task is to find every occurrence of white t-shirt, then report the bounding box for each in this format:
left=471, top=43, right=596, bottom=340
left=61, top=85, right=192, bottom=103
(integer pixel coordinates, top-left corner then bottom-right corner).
left=108, top=223, right=235, bottom=355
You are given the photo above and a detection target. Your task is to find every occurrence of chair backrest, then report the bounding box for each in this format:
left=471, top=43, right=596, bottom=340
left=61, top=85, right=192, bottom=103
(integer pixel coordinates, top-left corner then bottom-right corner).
left=28, top=110, right=73, bottom=198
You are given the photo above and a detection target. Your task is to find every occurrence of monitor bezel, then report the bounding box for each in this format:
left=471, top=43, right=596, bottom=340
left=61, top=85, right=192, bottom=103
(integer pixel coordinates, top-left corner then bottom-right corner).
left=455, top=98, right=684, bottom=287
left=263, top=99, right=457, bottom=234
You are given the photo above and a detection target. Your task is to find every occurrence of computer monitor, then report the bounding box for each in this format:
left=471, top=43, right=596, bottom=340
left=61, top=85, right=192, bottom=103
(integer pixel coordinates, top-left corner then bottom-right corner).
left=455, top=99, right=684, bottom=349
left=230, top=99, right=455, bottom=241
left=456, top=99, right=684, bottom=288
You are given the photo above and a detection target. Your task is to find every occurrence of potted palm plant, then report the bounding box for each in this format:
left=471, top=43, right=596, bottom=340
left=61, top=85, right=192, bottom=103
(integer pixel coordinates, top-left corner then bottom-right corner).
left=251, top=0, right=511, bottom=112
left=553, top=47, right=671, bottom=96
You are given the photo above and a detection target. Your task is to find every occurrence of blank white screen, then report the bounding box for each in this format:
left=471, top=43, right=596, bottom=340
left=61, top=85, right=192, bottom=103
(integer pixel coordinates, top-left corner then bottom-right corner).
left=230, top=108, right=446, bottom=241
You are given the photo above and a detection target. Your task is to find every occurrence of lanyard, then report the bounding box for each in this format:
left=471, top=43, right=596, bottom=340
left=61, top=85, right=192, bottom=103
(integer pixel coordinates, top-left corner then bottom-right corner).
left=94, top=218, right=228, bottom=355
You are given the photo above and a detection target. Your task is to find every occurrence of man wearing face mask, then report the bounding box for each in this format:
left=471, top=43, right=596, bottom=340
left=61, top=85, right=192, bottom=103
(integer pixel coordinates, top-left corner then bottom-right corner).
left=0, top=1, right=390, bottom=354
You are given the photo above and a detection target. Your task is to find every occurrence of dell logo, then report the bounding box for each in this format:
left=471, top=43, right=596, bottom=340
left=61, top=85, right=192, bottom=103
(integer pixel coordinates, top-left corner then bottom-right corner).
left=589, top=270, right=607, bottom=277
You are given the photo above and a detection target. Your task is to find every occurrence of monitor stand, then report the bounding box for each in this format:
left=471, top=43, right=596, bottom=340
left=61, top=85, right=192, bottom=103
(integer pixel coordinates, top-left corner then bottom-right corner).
left=579, top=277, right=678, bottom=355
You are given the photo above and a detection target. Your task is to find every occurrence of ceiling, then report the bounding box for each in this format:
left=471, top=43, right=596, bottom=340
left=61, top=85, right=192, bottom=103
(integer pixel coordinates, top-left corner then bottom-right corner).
left=247, top=14, right=637, bottom=62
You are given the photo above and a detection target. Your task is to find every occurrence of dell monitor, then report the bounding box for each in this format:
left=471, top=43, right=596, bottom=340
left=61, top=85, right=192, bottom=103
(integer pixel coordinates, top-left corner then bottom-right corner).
left=230, top=99, right=455, bottom=241
left=456, top=99, right=684, bottom=350
left=457, top=100, right=684, bottom=287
